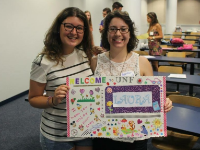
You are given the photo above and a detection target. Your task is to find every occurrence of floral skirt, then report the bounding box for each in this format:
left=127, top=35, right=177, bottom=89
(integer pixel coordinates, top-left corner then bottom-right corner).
left=148, top=40, right=162, bottom=56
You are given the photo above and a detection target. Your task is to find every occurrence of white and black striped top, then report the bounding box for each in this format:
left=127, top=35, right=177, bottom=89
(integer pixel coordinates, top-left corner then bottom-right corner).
left=30, top=48, right=93, bottom=141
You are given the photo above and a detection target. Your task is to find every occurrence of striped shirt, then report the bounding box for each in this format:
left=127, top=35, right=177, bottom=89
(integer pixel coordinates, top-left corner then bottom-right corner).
left=30, top=48, right=93, bottom=141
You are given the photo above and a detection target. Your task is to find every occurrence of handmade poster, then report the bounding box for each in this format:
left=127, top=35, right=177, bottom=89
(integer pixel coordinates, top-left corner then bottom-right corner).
left=66, top=76, right=167, bottom=138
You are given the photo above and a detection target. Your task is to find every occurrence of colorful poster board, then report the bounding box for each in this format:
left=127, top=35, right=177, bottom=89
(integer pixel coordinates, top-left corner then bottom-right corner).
left=66, top=76, right=167, bottom=138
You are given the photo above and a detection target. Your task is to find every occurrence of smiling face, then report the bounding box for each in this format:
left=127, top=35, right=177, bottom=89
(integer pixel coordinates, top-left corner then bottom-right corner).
left=107, top=17, right=130, bottom=50
left=60, top=16, right=84, bottom=52
left=147, top=15, right=152, bottom=24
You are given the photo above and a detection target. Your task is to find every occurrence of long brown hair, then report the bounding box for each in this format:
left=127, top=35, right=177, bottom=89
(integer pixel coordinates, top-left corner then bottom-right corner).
left=41, top=7, right=93, bottom=65
left=147, top=12, right=159, bottom=27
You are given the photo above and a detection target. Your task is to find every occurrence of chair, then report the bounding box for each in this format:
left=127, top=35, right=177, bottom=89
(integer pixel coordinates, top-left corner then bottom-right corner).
left=172, top=32, right=182, bottom=38
left=134, top=51, right=148, bottom=55
left=164, top=35, right=172, bottom=42
left=182, top=41, right=197, bottom=58
left=160, top=45, right=169, bottom=56
left=185, top=36, right=196, bottom=40
left=152, top=95, right=200, bottom=150
left=168, top=95, right=200, bottom=107
left=190, top=32, right=200, bottom=39
left=158, top=66, right=183, bottom=96
left=167, top=52, right=186, bottom=70
left=183, top=40, right=196, bottom=44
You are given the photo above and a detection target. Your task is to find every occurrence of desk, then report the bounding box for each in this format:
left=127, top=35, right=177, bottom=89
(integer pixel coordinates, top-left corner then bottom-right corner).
left=153, top=71, right=200, bottom=96
left=162, top=48, right=200, bottom=53
left=146, top=56, right=200, bottom=75
left=165, top=34, right=200, bottom=37
left=162, top=48, right=200, bottom=59
left=165, top=43, right=200, bottom=47
left=164, top=38, right=199, bottom=41
left=167, top=103, right=200, bottom=136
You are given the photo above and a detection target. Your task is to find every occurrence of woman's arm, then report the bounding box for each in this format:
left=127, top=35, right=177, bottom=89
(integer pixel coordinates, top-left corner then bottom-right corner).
left=90, top=56, right=98, bottom=73
left=139, top=56, right=173, bottom=112
left=139, top=56, right=153, bottom=76
left=29, top=80, right=70, bottom=108
left=155, top=24, right=163, bottom=39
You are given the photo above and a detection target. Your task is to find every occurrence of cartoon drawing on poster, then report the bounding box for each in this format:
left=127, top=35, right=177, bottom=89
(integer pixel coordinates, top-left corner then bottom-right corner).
left=66, top=76, right=166, bottom=138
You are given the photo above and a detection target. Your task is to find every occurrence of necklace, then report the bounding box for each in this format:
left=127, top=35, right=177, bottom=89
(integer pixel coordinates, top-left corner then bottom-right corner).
left=109, top=51, right=128, bottom=76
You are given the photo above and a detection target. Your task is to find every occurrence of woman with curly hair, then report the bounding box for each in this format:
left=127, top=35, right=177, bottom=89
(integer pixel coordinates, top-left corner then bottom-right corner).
left=91, top=11, right=172, bottom=150
left=29, top=7, right=93, bottom=150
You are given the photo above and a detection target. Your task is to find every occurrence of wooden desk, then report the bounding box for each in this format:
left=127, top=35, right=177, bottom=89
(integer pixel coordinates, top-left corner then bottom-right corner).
left=167, top=103, right=200, bottom=136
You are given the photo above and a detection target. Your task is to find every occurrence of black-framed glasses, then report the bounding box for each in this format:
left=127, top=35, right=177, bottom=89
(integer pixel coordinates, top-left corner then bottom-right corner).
left=108, top=27, right=129, bottom=34
left=61, top=23, right=85, bottom=34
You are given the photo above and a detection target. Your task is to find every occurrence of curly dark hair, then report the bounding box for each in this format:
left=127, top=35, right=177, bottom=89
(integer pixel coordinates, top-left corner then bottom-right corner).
left=41, top=7, right=93, bottom=65
left=147, top=12, right=159, bottom=26
left=101, top=11, right=138, bottom=53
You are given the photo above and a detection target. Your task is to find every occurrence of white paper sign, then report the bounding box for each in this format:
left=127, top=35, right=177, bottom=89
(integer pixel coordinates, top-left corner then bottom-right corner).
left=113, top=92, right=152, bottom=107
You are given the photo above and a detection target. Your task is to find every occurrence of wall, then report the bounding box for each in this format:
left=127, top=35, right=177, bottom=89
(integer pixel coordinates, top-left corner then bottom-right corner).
left=1, top=0, right=200, bottom=102
left=0, top=0, right=70, bottom=102
left=0, top=0, right=113, bottom=102
left=177, top=0, right=200, bottom=25
left=147, top=0, right=166, bottom=24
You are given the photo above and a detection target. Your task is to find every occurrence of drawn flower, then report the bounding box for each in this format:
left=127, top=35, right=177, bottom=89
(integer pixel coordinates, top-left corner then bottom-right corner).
left=71, top=98, right=76, bottom=104
left=80, top=89, right=85, bottom=94
left=98, top=132, right=102, bottom=136
left=107, top=101, right=113, bottom=107
left=89, top=90, right=94, bottom=95
left=107, top=101, right=113, bottom=114
left=89, top=90, right=94, bottom=99
left=152, top=118, right=162, bottom=129
left=106, top=132, right=111, bottom=136
left=80, top=89, right=85, bottom=99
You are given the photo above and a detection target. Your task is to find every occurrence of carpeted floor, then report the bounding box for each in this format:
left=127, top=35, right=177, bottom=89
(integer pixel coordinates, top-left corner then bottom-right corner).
left=1, top=64, right=200, bottom=150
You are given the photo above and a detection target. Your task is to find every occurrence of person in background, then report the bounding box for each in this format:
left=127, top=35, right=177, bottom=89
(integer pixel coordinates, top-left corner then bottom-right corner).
left=29, top=7, right=93, bottom=150
left=112, top=1, right=123, bottom=11
left=85, top=10, right=93, bottom=32
left=85, top=10, right=94, bottom=46
left=91, top=11, right=172, bottom=150
left=147, top=12, right=163, bottom=71
left=99, top=7, right=111, bottom=33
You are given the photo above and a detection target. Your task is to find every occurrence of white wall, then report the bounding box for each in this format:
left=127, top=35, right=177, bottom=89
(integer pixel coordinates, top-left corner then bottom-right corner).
left=1, top=0, right=200, bottom=102
left=0, top=0, right=70, bottom=102
left=0, top=0, right=113, bottom=102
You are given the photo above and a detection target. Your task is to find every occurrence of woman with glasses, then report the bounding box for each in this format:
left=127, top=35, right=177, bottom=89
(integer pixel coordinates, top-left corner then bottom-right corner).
left=91, top=11, right=172, bottom=150
left=28, top=7, right=93, bottom=150
left=147, top=12, right=163, bottom=71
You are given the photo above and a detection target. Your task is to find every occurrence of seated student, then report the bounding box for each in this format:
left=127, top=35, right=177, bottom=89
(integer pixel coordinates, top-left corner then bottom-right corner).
left=91, top=11, right=172, bottom=150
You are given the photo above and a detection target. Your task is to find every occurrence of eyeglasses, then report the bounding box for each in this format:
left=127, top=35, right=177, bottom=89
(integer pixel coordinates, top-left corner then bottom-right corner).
left=61, top=23, right=85, bottom=34
left=108, top=27, right=129, bottom=34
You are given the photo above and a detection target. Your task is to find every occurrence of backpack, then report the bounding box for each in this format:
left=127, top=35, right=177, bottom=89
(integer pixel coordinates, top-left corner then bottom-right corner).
left=170, top=38, right=184, bottom=44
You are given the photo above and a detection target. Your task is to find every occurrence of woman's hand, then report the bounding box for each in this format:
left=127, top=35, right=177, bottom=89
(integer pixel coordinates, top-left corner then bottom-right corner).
left=164, top=98, right=173, bottom=113
left=92, top=46, right=107, bottom=55
left=147, top=36, right=154, bottom=40
left=53, top=85, right=70, bottom=106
